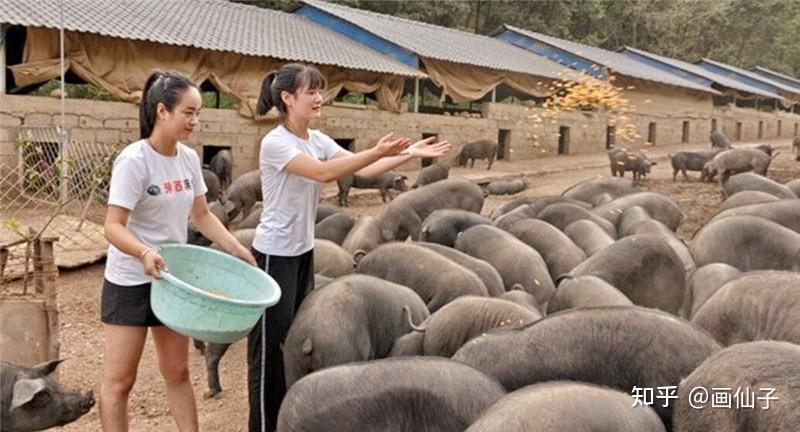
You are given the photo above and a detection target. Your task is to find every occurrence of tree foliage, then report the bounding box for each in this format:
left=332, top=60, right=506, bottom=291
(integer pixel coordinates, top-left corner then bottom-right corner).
left=241, top=0, right=800, bottom=78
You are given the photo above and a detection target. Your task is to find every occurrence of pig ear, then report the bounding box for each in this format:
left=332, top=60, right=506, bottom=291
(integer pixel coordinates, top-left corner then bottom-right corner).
left=301, top=338, right=313, bottom=355
left=11, top=378, right=46, bottom=410
left=353, top=249, right=367, bottom=264
left=31, top=359, right=64, bottom=377
left=554, top=274, right=573, bottom=286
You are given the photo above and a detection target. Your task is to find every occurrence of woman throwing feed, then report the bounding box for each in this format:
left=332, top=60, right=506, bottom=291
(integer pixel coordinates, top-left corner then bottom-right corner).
left=247, top=63, right=451, bottom=432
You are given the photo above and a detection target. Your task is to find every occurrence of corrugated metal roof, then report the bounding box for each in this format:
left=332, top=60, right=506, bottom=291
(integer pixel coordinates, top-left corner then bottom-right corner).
left=699, top=58, right=800, bottom=97
left=499, top=25, right=717, bottom=94
left=0, top=0, right=426, bottom=77
left=752, top=66, right=800, bottom=92
left=298, top=0, right=572, bottom=80
left=622, top=47, right=780, bottom=99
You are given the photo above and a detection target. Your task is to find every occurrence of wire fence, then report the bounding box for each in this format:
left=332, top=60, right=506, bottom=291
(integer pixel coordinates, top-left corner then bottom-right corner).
left=1, top=126, right=119, bottom=286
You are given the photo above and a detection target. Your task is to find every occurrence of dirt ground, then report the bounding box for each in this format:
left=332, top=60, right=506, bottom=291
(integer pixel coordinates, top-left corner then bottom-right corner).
left=4, top=139, right=798, bottom=431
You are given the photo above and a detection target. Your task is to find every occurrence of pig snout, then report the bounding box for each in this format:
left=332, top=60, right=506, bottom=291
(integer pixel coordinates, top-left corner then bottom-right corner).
left=64, top=390, right=95, bottom=419
left=33, top=389, right=95, bottom=430
left=81, top=390, right=95, bottom=412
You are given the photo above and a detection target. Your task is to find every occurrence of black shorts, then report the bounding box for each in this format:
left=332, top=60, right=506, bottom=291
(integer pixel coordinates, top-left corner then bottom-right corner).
left=100, top=278, right=163, bottom=327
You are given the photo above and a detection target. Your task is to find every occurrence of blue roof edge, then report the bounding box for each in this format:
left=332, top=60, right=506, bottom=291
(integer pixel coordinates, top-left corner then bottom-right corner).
left=295, top=3, right=420, bottom=70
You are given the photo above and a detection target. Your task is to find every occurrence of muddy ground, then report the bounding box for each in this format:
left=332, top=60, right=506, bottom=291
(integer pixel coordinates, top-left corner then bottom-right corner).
left=3, top=140, right=798, bottom=431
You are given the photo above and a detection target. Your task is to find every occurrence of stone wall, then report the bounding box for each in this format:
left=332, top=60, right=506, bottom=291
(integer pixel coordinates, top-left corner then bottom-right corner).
left=0, top=94, right=271, bottom=180
left=2, top=92, right=799, bottom=181
left=712, top=104, right=800, bottom=143
left=617, top=79, right=715, bottom=149
left=483, top=101, right=611, bottom=157
left=482, top=81, right=719, bottom=156
left=0, top=95, right=495, bottom=177
left=317, top=103, right=494, bottom=168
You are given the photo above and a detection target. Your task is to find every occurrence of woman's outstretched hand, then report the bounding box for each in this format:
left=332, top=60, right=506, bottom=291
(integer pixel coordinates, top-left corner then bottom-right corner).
left=375, top=133, right=411, bottom=157
left=402, top=136, right=452, bottom=158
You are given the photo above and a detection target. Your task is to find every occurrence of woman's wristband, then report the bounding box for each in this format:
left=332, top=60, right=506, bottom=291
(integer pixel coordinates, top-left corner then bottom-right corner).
left=139, top=247, right=154, bottom=261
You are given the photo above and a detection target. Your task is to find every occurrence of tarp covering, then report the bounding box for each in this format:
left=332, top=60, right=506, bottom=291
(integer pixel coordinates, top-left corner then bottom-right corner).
left=11, top=27, right=407, bottom=116
left=421, top=57, right=558, bottom=103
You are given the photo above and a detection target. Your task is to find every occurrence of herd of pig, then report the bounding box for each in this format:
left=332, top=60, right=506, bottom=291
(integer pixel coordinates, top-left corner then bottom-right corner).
left=180, top=134, right=800, bottom=432
left=4, top=134, right=800, bottom=431
left=607, top=131, right=781, bottom=184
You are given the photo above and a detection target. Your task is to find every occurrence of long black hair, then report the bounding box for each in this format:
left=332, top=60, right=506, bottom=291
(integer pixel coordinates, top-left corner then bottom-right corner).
left=256, top=63, right=326, bottom=116
left=139, top=71, right=197, bottom=139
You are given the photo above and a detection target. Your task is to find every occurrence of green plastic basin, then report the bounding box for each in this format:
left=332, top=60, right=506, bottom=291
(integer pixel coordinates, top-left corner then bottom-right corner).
left=150, top=244, right=280, bottom=344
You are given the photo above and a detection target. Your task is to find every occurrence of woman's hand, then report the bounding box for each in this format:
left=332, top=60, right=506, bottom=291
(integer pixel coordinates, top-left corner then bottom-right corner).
left=402, top=137, right=452, bottom=158
left=375, top=133, right=411, bottom=157
left=141, top=249, right=167, bottom=279
left=230, top=243, right=258, bottom=267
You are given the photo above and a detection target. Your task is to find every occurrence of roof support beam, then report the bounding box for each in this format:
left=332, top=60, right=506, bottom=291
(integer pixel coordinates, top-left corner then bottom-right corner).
left=0, top=24, right=6, bottom=95
left=491, top=86, right=496, bottom=103
left=59, top=8, right=70, bottom=204
left=414, top=77, right=419, bottom=113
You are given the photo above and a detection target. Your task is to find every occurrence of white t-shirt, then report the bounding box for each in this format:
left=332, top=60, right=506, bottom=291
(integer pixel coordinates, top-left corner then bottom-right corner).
left=104, top=140, right=207, bottom=286
left=253, top=125, right=342, bottom=256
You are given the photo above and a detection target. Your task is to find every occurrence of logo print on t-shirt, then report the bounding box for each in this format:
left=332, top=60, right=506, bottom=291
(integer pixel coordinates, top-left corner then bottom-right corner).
left=162, top=179, right=192, bottom=194
left=146, top=184, right=162, bottom=196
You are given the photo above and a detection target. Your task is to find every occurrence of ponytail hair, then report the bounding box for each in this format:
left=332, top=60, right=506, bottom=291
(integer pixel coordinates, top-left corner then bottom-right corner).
left=139, top=70, right=197, bottom=139
left=256, top=63, right=325, bottom=116
left=256, top=72, right=277, bottom=116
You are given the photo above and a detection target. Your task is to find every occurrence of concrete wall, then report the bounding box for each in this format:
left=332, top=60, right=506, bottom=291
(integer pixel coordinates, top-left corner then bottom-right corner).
left=0, top=300, right=51, bottom=366
left=2, top=91, right=799, bottom=181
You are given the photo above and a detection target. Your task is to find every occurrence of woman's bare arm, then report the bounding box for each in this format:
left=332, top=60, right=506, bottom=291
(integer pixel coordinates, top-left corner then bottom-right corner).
left=104, top=205, right=166, bottom=278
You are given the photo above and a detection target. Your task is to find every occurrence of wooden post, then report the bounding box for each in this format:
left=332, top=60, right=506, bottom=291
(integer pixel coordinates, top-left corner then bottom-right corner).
left=36, top=237, right=60, bottom=362
left=414, top=77, right=420, bottom=113
left=33, top=241, right=44, bottom=294
left=0, top=246, right=8, bottom=283
left=491, top=86, right=496, bottom=103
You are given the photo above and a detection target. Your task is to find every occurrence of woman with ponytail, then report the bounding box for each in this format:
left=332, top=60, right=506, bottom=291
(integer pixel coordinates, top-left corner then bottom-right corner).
left=247, top=63, right=451, bottom=432
left=100, top=71, right=256, bottom=431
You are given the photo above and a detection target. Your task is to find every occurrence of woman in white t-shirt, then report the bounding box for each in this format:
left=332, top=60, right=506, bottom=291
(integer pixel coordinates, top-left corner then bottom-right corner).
left=100, top=71, right=256, bottom=431
left=247, top=63, right=451, bottom=432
